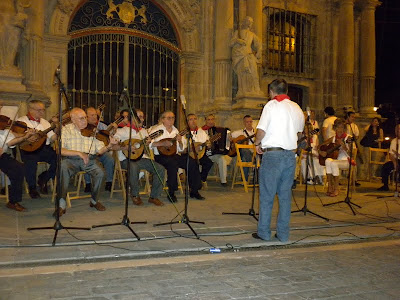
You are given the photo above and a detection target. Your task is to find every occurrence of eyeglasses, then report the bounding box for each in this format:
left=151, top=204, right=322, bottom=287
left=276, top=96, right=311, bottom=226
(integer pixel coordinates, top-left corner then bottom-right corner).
left=32, top=108, right=45, bottom=112
left=76, top=117, right=87, bottom=121
left=164, top=116, right=175, bottom=120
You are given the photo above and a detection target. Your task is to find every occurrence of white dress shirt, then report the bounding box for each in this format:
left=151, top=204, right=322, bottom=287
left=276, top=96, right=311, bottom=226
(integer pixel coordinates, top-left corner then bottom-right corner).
left=17, top=115, right=55, bottom=145
left=149, top=124, right=186, bottom=155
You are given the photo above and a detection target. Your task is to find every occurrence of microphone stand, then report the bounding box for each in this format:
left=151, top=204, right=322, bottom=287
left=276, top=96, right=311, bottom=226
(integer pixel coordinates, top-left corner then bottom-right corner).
left=92, top=88, right=147, bottom=239
left=292, top=116, right=329, bottom=221
left=27, top=66, right=90, bottom=246
left=323, top=135, right=361, bottom=215
left=222, top=151, right=259, bottom=221
left=153, top=98, right=204, bottom=238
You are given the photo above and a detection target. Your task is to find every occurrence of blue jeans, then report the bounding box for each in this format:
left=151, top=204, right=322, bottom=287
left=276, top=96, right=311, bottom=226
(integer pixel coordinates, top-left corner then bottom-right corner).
left=257, top=150, right=296, bottom=242
left=239, top=148, right=253, bottom=181
left=85, top=152, right=114, bottom=184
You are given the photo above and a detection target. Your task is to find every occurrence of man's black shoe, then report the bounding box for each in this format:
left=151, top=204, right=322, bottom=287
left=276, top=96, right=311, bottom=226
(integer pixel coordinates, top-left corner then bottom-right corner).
left=291, top=180, right=297, bottom=189
left=377, top=185, right=389, bottom=191
left=190, top=192, right=205, bottom=200
left=168, top=194, right=178, bottom=203
left=29, top=189, right=40, bottom=199
left=84, top=183, right=92, bottom=193
left=37, top=178, right=48, bottom=194
left=105, top=181, right=112, bottom=192
left=252, top=233, right=262, bottom=240
left=355, top=181, right=361, bottom=187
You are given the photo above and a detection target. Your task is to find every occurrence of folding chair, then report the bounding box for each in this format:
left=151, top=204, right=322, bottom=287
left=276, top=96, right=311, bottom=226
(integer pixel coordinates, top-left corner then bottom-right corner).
left=231, top=144, right=258, bottom=192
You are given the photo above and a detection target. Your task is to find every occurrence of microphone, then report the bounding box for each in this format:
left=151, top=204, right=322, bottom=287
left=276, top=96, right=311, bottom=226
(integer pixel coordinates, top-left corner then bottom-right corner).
left=53, top=65, right=61, bottom=85
left=306, top=106, right=311, bottom=121
left=180, top=95, right=186, bottom=110
left=118, top=87, right=128, bottom=106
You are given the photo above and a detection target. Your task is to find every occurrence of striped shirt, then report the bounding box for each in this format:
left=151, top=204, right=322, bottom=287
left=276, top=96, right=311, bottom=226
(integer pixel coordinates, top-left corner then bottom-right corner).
left=61, top=123, right=105, bottom=155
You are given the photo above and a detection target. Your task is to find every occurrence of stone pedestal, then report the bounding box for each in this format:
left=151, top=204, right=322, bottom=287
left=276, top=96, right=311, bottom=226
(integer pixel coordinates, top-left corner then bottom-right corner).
left=232, top=95, right=268, bottom=111
left=0, top=69, right=27, bottom=93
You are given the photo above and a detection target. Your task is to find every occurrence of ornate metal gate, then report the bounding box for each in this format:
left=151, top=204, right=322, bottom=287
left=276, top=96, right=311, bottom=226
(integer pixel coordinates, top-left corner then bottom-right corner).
left=67, top=0, right=180, bottom=126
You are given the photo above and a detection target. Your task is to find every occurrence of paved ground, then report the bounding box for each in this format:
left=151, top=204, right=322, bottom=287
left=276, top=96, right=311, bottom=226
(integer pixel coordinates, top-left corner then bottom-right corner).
left=1, top=178, right=400, bottom=299
left=1, top=239, right=399, bottom=299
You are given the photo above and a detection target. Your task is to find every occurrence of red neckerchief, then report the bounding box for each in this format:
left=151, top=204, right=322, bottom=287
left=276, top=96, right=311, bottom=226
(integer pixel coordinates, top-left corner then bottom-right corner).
left=336, top=132, right=347, bottom=140
left=27, top=112, right=40, bottom=122
left=202, top=125, right=210, bottom=131
left=131, top=124, right=141, bottom=132
left=118, top=121, right=129, bottom=128
left=273, top=94, right=290, bottom=102
left=191, top=126, right=198, bottom=133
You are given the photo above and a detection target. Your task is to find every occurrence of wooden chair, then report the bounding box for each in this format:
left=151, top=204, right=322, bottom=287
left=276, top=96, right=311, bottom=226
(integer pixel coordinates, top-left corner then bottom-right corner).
left=0, top=171, right=9, bottom=203
left=231, top=144, right=258, bottom=192
left=51, top=171, right=91, bottom=208
left=369, top=148, right=389, bottom=181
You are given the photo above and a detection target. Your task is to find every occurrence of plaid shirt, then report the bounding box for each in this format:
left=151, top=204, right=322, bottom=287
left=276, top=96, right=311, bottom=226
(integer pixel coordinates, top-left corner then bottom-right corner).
left=61, top=123, right=105, bottom=155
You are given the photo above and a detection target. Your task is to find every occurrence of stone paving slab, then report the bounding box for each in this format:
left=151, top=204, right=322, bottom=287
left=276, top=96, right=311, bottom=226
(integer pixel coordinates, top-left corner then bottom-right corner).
left=0, top=180, right=400, bottom=267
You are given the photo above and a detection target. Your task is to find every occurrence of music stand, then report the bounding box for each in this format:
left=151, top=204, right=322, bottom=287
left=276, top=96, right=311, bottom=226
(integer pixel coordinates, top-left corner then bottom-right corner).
left=92, top=88, right=147, bottom=239
left=27, top=66, right=90, bottom=246
left=222, top=151, right=259, bottom=221
left=323, top=136, right=361, bottom=215
left=153, top=96, right=204, bottom=238
left=292, top=117, right=329, bottom=221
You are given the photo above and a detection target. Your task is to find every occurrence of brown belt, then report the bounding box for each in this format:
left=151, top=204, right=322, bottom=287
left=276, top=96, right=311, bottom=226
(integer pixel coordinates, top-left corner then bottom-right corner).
left=264, top=147, right=285, bottom=152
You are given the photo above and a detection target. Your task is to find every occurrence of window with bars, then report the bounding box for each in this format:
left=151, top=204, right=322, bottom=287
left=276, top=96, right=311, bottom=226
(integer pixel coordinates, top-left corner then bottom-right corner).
left=265, top=7, right=316, bottom=77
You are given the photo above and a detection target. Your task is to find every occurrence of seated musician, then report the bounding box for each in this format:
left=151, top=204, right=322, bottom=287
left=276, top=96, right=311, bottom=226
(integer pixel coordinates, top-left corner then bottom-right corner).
left=187, top=113, right=213, bottom=183
left=149, top=111, right=204, bottom=202
left=0, top=104, right=35, bottom=211
left=318, top=118, right=352, bottom=197
left=378, top=124, right=400, bottom=191
left=301, top=123, right=324, bottom=185
left=230, top=115, right=255, bottom=182
left=201, top=114, right=232, bottom=186
left=17, top=100, right=57, bottom=198
left=84, top=107, right=115, bottom=192
left=113, top=109, right=165, bottom=206
left=56, top=108, right=120, bottom=217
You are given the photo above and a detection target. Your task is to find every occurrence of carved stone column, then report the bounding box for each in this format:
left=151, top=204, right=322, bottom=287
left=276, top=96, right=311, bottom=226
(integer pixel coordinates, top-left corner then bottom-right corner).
left=359, top=0, right=381, bottom=116
left=246, top=0, right=263, bottom=41
left=337, top=0, right=355, bottom=110
left=214, top=0, right=233, bottom=109
left=23, top=1, right=45, bottom=94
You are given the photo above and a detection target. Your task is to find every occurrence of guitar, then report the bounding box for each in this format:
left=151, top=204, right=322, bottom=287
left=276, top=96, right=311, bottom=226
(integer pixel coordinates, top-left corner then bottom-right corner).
left=297, top=128, right=320, bottom=145
left=95, top=116, right=124, bottom=146
left=157, top=129, right=189, bottom=156
left=318, top=137, right=354, bottom=166
left=227, top=133, right=255, bottom=157
left=19, top=123, right=57, bottom=152
left=188, top=133, right=221, bottom=160
left=122, top=129, right=164, bottom=160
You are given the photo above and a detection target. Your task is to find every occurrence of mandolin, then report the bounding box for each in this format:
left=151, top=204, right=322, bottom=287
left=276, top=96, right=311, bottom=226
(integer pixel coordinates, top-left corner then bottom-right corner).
left=157, top=129, right=188, bottom=156
left=188, top=132, right=221, bottom=160
left=227, top=133, right=255, bottom=157
left=122, top=129, right=164, bottom=160
left=318, top=137, right=353, bottom=166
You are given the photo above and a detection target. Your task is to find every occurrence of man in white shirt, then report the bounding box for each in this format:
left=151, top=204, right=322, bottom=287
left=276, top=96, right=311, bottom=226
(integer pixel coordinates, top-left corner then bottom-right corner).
left=17, top=100, right=58, bottom=198
left=322, top=106, right=337, bottom=141
left=0, top=104, right=35, bottom=211
left=84, top=107, right=115, bottom=192
left=187, top=114, right=213, bottom=183
left=150, top=111, right=203, bottom=203
left=113, top=109, right=165, bottom=206
left=231, top=115, right=255, bottom=181
left=253, top=79, right=304, bottom=242
left=345, top=111, right=361, bottom=186
left=378, top=124, right=400, bottom=191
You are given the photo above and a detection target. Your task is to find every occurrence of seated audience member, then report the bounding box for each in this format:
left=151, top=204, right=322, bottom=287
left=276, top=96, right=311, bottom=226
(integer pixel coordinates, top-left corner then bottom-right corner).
left=378, top=125, right=400, bottom=191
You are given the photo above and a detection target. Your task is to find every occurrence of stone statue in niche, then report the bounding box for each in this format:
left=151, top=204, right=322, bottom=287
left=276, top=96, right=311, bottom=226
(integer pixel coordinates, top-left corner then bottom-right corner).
left=230, top=16, right=263, bottom=98
left=0, top=0, right=30, bottom=72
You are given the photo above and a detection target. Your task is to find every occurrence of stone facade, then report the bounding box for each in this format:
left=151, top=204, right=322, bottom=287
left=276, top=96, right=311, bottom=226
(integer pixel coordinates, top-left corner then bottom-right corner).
left=0, top=0, right=380, bottom=131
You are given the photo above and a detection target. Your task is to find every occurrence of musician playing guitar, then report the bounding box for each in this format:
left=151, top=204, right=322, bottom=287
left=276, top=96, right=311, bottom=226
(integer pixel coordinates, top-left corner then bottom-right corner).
left=201, top=114, right=232, bottom=187
left=114, top=109, right=165, bottom=206
left=318, top=118, right=352, bottom=197
left=150, top=111, right=204, bottom=203
left=17, top=100, right=58, bottom=199
left=230, top=115, right=255, bottom=182
left=84, top=107, right=115, bottom=193
left=187, top=113, right=214, bottom=184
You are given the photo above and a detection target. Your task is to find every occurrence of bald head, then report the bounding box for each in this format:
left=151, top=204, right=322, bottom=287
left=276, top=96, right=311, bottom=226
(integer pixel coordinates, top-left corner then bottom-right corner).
left=70, top=108, right=87, bottom=130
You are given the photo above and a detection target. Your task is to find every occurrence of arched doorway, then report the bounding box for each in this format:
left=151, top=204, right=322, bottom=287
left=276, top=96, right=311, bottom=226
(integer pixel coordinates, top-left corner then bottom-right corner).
left=67, top=0, right=180, bottom=125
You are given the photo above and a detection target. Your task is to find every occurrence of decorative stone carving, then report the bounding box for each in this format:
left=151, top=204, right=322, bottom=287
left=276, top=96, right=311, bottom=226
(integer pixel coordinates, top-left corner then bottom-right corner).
left=230, top=16, right=263, bottom=98
left=57, top=0, right=75, bottom=14
left=0, top=0, right=30, bottom=72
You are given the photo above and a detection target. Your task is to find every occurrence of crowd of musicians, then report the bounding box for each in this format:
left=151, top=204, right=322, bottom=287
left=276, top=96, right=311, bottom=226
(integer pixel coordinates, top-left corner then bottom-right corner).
left=0, top=81, right=399, bottom=241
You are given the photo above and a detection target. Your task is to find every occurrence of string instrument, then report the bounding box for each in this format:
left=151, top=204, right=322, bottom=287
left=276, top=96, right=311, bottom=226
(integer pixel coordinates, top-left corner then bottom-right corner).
left=0, top=115, right=28, bottom=137
left=208, top=127, right=230, bottom=156
left=122, top=129, right=164, bottom=160
left=318, top=137, right=353, bottom=166
left=297, top=128, right=320, bottom=145
left=188, top=132, right=221, bottom=160
left=227, top=133, right=255, bottom=157
left=19, top=123, right=58, bottom=152
left=157, top=129, right=189, bottom=156
left=92, top=116, right=124, bottom=146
